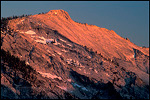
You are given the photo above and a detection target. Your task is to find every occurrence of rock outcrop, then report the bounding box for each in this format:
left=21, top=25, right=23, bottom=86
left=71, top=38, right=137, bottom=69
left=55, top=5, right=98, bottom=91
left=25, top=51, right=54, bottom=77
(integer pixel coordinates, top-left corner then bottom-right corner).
left=1, top=9, right=149, bottom=99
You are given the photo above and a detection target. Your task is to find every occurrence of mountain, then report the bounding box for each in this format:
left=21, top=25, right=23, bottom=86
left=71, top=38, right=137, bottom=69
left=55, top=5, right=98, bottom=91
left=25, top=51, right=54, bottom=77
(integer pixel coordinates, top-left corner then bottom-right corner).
left=1, top=9, right=149, bottom=99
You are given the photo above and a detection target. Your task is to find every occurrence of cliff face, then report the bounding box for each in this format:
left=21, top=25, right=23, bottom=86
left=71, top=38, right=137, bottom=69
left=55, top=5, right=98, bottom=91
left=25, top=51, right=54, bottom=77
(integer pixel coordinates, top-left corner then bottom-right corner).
left=1, top=9, right=149, bottom=99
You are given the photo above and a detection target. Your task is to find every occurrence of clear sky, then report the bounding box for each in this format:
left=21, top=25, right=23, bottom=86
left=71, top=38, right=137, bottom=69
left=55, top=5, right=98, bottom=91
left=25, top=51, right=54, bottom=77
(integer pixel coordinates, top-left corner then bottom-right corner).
left=1, top=1, right=149, bottom=47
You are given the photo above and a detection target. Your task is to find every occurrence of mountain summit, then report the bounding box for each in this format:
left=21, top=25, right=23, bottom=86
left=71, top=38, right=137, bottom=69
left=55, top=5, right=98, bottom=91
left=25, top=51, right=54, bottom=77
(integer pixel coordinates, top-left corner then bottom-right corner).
left=46, top=9, right=71, bottom=20
left=31, top=10, right=149, bottom=59
left=1, top=9, right=149, bottom=99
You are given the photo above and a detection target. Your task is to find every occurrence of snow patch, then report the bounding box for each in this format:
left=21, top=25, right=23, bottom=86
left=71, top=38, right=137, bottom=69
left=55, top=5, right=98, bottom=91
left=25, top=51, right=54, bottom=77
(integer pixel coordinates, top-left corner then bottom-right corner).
left=47, top=50, right=51, bottom=53
left=66, top=59, right=73, bottom=64
left=72, top=83, right=88, bottom=91
left=130, top=55, right=135, bottom=58
left=111, top=59, right=113, bottom=62
left=76, top=61, right=80, bottom=66
left=78, top=68, right=81, bottom=70
left=56, top=85, right=67, bottom=91
left=89, top=68, right=93, bottom=70
left=38, top=36, right=46, bottom=40
left=72, top=83, right=81, bottom=88
left=94, top=69, right=98, bottom=73
left=57, top=52, right=62, bottom=55
left=31, top=36, right=35, bottom=38
left=105, top=73, right=110, bottom=76
left=79, top=65, right=85, bottom=68
left=25, top=30, right=36, bottom=35
left=87, top=56, right=91, bottom=59
left=55, top=12, right=57, bottom=14
left=54, top=41, right=61, bottom=46
left=37, top=23, right=41, bottom=25
left=20, top=19, right=24, bottom=22
left=38, top=71, right=62, bottom=80
left=34, top=37, right=55, bottom=44
left=67, top=79, right=72, bottom=82
left=61, top=49, right=68, bottom=52
left=59, top=38, right=66, bottom=43
left=82, top=87, right=88, bottom=91
left=35, top=40, right=46, bottom=44
left=67, top=44, right=72, bottom=47
left=52, top=54, right=55, bottom=56
left=61, top=44, right=66, bottom=47
left=25, top=62, right=29, bottom=65
left=66, top=59, right=81, bottom=66
left=20, top=31, right=24, bottom=33
left=46, top=39, right=54, bottom=43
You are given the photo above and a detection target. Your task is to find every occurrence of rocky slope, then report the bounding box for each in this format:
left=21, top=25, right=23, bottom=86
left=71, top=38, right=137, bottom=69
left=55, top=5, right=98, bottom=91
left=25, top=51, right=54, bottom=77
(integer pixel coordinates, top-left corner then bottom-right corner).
left=1, top=9, right=149, bottom=99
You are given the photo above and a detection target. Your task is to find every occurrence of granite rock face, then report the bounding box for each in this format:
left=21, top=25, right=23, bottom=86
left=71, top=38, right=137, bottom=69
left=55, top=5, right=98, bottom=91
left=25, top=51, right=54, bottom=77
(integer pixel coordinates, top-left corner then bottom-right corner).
left=1, top=10, right=149, bottom=99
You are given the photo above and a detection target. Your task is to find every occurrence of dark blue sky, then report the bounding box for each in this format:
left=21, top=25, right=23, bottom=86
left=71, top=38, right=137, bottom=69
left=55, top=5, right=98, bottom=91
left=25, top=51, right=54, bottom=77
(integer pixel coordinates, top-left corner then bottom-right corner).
left=1, top=1, right=149, bottom=47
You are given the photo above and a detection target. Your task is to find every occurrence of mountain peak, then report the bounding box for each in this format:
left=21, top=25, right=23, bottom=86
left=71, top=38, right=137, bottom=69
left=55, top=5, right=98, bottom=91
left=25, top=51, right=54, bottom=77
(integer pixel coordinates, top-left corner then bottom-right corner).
left=46, top=9, right=71, bottom=20
left=1, top=9, right=149, bottom=99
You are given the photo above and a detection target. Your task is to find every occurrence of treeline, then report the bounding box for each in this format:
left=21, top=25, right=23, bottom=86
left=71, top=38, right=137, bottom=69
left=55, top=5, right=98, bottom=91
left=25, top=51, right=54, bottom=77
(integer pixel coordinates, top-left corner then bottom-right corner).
left=74, top=21, right=88, bottom=25
left=38, top=12, right=47, bottom=15
left=1, top=14, right=32, bottom=21
left=1, top=14, right=32, bottom=30
left=1, top=11, right=48, bottom=28
left=74, top=21, right=94, bottom=26
left=1, top=49, right=37, bottom=81
left=1, top=10, right=49, bottom=21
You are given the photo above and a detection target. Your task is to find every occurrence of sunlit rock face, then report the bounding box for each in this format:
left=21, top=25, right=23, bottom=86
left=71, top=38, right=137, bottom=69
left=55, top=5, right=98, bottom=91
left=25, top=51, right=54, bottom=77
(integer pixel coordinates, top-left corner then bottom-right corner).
left=1, top=9, right=149, bottom=99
